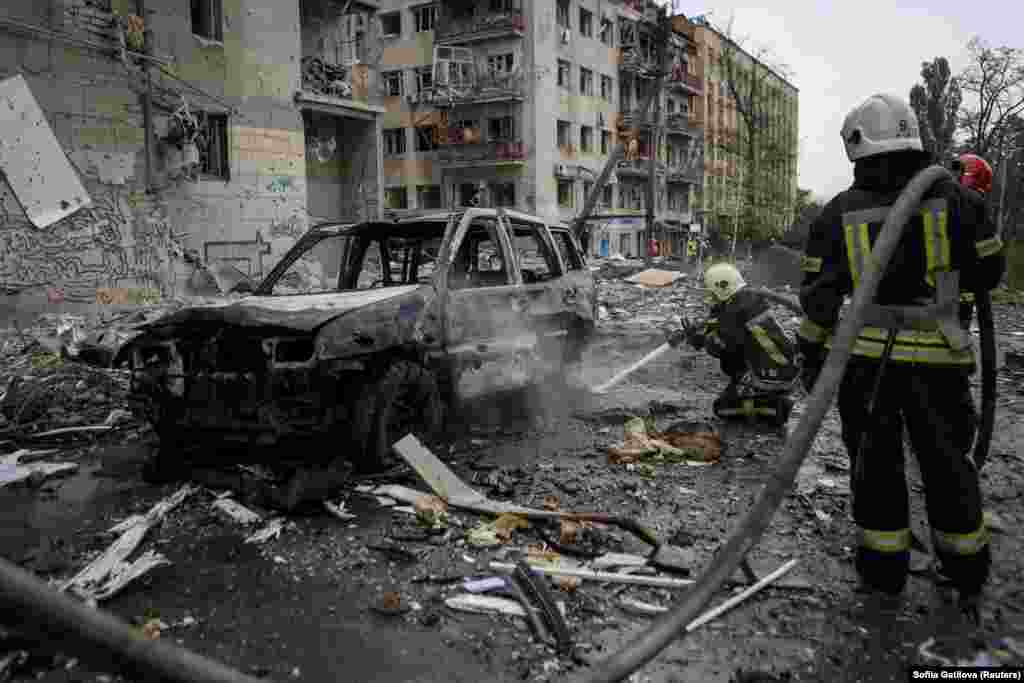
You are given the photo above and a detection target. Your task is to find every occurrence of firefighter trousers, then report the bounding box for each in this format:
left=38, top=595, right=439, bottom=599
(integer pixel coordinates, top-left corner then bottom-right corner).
left=837, top=357, right=989, bottom=596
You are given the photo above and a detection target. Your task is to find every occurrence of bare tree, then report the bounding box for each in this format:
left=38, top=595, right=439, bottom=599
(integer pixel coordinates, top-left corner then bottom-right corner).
left=909, top=57, right=962, bottom=163
left=704, top=16, right=799, bottom=243
left=957, top=37, right=1024, bottom=160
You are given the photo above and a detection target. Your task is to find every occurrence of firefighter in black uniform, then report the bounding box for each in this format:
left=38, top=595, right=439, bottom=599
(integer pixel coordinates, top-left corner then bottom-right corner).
left=668, top=262, right=800, bottom=426
left=798, top=94, right=1005, bottom=615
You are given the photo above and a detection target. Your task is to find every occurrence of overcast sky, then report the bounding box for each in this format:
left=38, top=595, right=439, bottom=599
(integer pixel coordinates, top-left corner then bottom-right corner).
left=672, top=1, right=1022, bottom=201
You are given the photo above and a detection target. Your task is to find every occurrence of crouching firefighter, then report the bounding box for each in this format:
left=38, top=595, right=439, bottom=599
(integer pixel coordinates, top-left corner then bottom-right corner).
left=667, top=262, right=801, bottom=426
left=798, top=93, right=1005, bottom=617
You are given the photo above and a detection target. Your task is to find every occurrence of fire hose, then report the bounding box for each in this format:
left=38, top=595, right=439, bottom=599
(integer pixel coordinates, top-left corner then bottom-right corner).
left=568, top=165, right=998, bottom=683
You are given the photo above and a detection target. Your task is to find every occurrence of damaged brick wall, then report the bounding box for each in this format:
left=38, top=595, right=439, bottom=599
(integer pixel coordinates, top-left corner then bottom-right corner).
left=0, top=0, right=313, bottom=306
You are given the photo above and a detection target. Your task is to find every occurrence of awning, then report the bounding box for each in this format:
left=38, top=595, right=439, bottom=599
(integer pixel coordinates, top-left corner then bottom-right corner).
left=294, top=91, right=385, bottom=121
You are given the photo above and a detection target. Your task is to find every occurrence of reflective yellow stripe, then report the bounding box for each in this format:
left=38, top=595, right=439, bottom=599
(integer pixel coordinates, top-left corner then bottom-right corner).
left=922, top=201, right=951, bottom=287
left=933, top=524, right=990, bottom=556
left=825, top=326, right=975, bottom=365
left=798, top=318, right=830, bottom=343
left=717, top=399, right=777, bottom=417
left=749, top=324, right=790, bottom=365
left=844, top=224, right=863, bottom=287
left=976, top=236, right=1003, bottom=258
left=801, top=255, right=822, bottom=273
left=860, top=528, right=911, bottom=553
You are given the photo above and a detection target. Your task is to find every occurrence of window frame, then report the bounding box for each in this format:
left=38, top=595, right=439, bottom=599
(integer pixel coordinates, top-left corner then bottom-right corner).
left=382, top=70, right=404, bottom=97
left=413, top=4, right=438, bottom=33
left=415, top=125, right=438, bottom=152
left=557, top=59, right=571, bottom=89
left=384, top=186, right=409, bottom=210
left=198, top=112, right=229, bottom=179
left=379, top=11, right=402, bottom=37
left=580, top=125, right=593, bottom=154
left=382, top=128, right=407, bottom=157
left=191, top=0, right=223, bottom=41
left=580, top=67, right=594, bottom=96
left=556, top=178, right=574, bottom=208
left=416, top=184, right=442, bottom=209
left=579, top=8, right=593, bottom=37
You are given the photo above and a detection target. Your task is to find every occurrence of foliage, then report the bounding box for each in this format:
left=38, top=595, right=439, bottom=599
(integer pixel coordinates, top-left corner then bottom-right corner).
left=780, top=188, right=823, bottom=248
left=956, top=37, right=1024, bottom=160
left=908, top=57, right=962, bottom=164
left=703, top=16, right=798, bottom=245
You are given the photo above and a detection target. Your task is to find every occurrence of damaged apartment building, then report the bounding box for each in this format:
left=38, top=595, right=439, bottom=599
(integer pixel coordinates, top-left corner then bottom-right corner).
left=0, top=0, right=386, bottom=304
left=372, top=0, right=705, bottom=258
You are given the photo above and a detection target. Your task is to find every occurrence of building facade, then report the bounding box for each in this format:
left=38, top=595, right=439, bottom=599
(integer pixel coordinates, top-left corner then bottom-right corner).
left=687, top=16, right=799, bottom=243
left=372, top=0, right=705, bottom=258
left=0, top=0, right=386, bottom=306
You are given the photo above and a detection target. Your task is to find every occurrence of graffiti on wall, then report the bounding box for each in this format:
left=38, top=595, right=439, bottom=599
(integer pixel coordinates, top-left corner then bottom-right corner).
left=0, top=182, right=182, bottom=302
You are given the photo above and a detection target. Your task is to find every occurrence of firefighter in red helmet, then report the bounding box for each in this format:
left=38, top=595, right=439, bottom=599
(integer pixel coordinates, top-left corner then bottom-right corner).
left=951, top=154, right=997, bottom=328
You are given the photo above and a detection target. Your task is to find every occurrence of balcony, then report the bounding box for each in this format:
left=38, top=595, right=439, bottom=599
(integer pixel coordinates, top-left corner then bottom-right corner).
left=438, top=140, right=527, bottom=167
left=436, top=11, right=526, bottom=44
left=665, top=165, right=702, bottom=185
left=434, top=70, right=526, bottom=107
left=617, top=108, right=656, bottom=129
left=616, top=157, right=665, bottom=177
left=664, top=113, right=702, bottom=137
left=618, top=47, right=659, bottom=76
left=668, top=70, right=703, bottom=96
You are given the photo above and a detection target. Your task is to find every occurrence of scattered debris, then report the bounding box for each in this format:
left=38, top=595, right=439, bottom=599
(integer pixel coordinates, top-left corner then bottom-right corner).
left=61, top=485, right=196, bottom=604
left=413, top=495, right=449, bottom=530
left=624, top=269, right=685, bottom=288
left=608, top=417, right=722, bottom=465
left=591, top=553, right=650, bottom=571
left=445, top=594, right=527, bottom=618
left=212, top=496, right=263, bottom=526
left=372, top=591, right=411, bottom=617
left=0, top=449, right=77, bottom=488
left=245, top=518, right=285, bottom=545
left=464, top=577, right=508, bottom=593
left=490, top=562, right=695, bottom=589
left=685, top=559, right=799, bottom=633
left=323, top=500, right=356, bottom=521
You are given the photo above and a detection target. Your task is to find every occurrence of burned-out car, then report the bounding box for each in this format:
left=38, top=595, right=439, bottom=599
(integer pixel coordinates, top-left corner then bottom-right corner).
left=118, top=209, right=596, bottom=501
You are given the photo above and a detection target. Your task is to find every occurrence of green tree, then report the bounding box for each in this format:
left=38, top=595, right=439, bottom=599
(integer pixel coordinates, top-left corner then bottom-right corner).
left=908, top=57, right=961, bottom=163
left=957, top=37, right=1024, bottom=160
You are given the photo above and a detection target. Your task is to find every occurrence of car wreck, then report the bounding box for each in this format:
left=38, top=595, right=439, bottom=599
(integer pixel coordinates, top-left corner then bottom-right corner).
left=117, top=208, right=596, bottom=506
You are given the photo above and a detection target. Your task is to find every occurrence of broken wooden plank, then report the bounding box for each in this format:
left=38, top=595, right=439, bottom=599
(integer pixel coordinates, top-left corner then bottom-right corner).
left=685, top=558, right=798, bottom=632
left=0, top=450, right=77, bottom=488
left=445, top=594, right=527, bottom=618
left=489, top=562, right=695, bottom=589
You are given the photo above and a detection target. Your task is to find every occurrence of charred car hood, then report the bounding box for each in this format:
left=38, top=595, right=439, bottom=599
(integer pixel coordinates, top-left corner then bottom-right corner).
left=141, top=285, right=424, bottom=334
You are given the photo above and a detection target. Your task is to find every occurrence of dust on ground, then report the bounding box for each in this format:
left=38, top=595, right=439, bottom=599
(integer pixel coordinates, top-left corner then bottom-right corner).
left=1, top=254, right=1023, bottom=683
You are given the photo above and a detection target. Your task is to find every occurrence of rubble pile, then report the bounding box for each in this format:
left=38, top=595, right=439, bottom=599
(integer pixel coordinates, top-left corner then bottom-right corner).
left=300, top=56, right=351, bottom=98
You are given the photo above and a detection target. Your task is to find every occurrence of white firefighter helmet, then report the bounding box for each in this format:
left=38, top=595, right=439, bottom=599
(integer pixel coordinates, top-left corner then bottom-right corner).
left=840, top=93, right=923, bottom=162
left=703, top=262, right=746, bottom=303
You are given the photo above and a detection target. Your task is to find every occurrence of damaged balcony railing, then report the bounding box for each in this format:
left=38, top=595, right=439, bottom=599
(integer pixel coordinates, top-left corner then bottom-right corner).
left=617, top=108, right=657, bottom=129
left=618, top=47, right=659, bottom=75
left=438, top=70, right=526, bottom=106
left=616, top=156, right=665, bottom=177
left=664, top=113, right=702, bottom=137
left=439, top=140, right=527, bottom=165
left=436, top=11, right=526, bottom=44
left=668, top=70, right=703, bottom=95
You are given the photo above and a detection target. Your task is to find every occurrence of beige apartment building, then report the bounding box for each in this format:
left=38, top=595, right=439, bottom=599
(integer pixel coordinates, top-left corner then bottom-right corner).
left=685, top=15, right=800, bottom=241
left=372, top=0, right=705, bottom=258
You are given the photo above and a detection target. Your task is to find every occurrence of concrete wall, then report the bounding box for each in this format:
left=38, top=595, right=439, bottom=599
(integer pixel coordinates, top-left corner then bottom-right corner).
left=0, top=0, right=310, bottom=308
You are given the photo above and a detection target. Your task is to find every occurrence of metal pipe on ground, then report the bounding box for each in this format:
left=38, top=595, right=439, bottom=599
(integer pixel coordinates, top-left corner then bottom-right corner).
left=0, top=556, right=272, bottom=683
left=567, top=165, right=955, bottom=683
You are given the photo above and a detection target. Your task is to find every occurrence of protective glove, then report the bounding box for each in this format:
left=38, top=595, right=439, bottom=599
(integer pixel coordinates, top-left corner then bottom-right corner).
left=798, top=339, right=825, bottom=393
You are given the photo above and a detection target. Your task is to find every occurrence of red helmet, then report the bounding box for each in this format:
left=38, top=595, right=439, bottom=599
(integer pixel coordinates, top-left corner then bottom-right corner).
left=958, top=153, right=994, bottom=194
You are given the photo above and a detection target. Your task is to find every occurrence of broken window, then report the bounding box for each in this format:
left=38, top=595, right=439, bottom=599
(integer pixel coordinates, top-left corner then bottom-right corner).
left=601, top=184, right=612, bottom=207
left=383, top=128, right=407, bottom=156
left=434, top=46, right=475, bottom=88
left=579, top=8, right=593, bottom=37
left=489, top=0, right=518, bottom=10
left=384, top=187, right=408, bottom=210
left=618, top=18, right=636, bottom=46
left=551, top=230, right=583, bottom=270
left=580, top=125, right=593, bottom=153
left=415, top=126, right=437, bottom=151
left=580, top=67, right=593, bottom=96
left=490, top=182, right=515, bottom=207
left=271, top=234, right=345, bottom=295
left=488, top=116, right=514, bottom=141
left=449, top=220, right=508, bottom=290
left=199, top=113, right=229, bottom=179
left=414, top=5, right=437, bottom=32
left=582, top=180, right=594, bottom=204
left=556, top=120, right=571, bottom=147
left=382, top=71, right=404, bottom=97
left=487, top=53, right=515, bottom=75
left=599, top=16, right=613, bottom=45
left=458, top=183, right=480, bottom=206
left=557, top=60, right=571, bottom=89
left=557, top=179, right=574, bottom=208
left=601, top=129, right=611, bottom=155
left=417, top=184, right=442, bottom=209
left=556, top=0, right=570, bottom=28
left=415, top=67, right=433, bottom=94
left=191, top=0, right=223, bottom=41
left=601, top=74, right=613, bottom=100
left=511, top=223, right=557, bottom=283
left=380, top=11, right=401, bottom=36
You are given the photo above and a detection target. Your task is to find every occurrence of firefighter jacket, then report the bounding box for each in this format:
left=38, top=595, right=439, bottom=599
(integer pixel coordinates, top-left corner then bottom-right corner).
left=691, top=287, right=799, bottom=387
left=956, top=185, right=997, bottom=319
left=798, top=152, right=1006, bottom=369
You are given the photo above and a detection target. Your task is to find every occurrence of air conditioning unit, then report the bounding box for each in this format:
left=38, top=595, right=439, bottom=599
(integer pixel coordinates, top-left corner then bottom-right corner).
left=561, top=28, right=570, bottom=44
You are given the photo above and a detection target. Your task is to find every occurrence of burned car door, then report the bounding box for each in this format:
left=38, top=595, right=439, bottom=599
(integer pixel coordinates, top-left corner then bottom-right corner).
left=547, top=225, right=596, bottom=324
left=440, top=212, right=530, bottom=361
left=504, top=215, right=566, bottom=341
